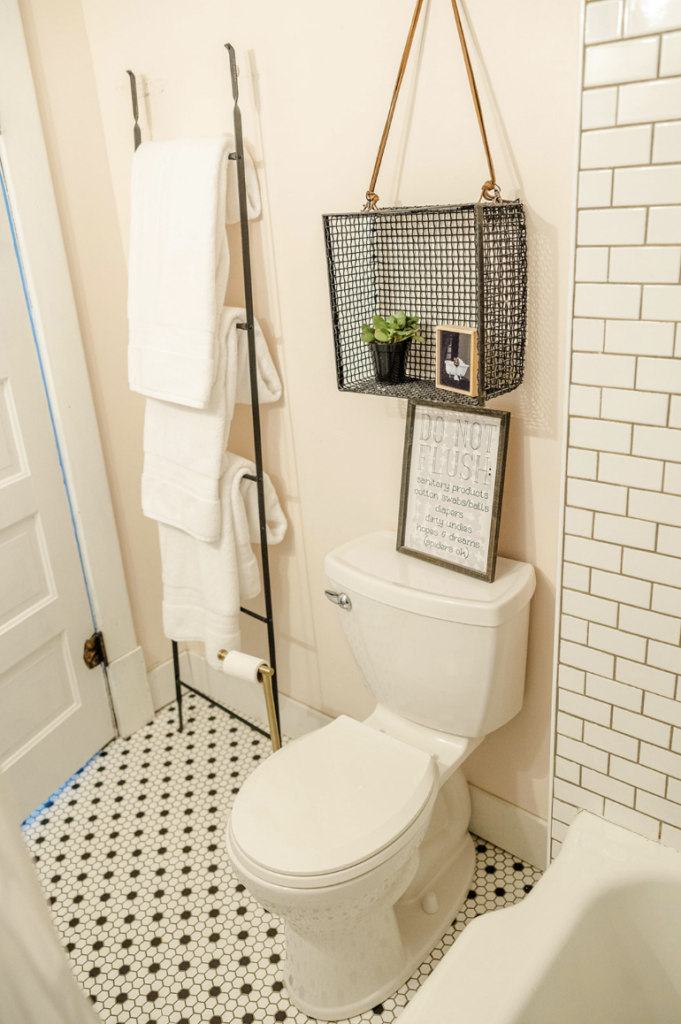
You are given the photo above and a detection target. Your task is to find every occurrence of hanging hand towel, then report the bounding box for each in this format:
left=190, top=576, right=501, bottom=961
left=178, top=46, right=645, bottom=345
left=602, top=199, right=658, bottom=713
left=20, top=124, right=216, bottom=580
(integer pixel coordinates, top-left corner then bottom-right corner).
left=141, top=307, right=281, bottom=542
left=159, top=452, right=287, bottom=669
left=128, top=134, right=261, bottom=408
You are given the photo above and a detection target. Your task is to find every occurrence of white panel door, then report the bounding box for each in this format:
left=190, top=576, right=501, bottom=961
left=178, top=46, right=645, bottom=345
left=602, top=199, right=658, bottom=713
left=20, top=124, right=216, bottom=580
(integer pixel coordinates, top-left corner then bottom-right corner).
left=0, top=168, right=114, bottom=822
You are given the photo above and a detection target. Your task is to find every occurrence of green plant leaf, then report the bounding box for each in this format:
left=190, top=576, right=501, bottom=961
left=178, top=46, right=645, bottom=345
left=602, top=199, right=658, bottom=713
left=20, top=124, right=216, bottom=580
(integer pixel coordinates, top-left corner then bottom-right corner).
left=367, top=311, right=425, bottom=343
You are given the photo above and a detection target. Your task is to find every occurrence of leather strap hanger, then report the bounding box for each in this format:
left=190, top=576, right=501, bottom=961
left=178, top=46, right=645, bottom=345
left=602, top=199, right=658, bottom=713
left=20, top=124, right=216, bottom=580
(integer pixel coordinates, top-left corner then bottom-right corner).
left=363, top=0, right=501, bottom=210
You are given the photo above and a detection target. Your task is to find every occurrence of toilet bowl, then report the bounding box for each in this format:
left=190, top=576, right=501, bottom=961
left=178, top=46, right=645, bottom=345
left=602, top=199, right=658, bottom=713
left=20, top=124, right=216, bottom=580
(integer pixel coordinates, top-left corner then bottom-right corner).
left=225, top=531, right=535, bottom=1020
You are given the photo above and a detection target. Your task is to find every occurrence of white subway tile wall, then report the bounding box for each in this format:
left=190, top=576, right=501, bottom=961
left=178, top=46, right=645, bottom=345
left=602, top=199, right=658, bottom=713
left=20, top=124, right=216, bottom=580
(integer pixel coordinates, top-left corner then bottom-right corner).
left=554, top=0, right=681, bottom=856
left=582, top=87, right=619, bottom=129
left=652, top=121, right=681, bottom=162
left=648, top=205, right=681, bottom=242
left=660, top=31, right=681, bottom=76
left=585, top=0, right=623, bottom=45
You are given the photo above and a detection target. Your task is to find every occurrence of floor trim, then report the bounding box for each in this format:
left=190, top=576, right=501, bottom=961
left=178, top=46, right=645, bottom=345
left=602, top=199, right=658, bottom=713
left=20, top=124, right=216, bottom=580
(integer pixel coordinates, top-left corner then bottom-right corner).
left=107, top=644, right=154, bottom=738
left=147, top=649, right=194, bottom=711
left=148, top=650, right=331, bottom=740
left=468, top=784, right=548, bottom=870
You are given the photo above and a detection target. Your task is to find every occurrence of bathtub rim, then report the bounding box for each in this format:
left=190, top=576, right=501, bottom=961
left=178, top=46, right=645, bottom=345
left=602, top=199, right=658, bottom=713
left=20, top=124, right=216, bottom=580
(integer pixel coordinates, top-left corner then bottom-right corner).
left=397, top=811, right=681, bottom=1024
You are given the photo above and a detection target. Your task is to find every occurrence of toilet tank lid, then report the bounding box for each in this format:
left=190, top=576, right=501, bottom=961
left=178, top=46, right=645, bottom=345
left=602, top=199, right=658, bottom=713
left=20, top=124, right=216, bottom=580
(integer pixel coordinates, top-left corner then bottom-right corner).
left=325, top=531, right=535, bottom=626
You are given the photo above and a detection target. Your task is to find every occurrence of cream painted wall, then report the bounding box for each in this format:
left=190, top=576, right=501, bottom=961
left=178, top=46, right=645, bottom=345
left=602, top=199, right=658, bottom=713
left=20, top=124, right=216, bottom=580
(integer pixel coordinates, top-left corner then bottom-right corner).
left=19, top=0, right=582, bottom=819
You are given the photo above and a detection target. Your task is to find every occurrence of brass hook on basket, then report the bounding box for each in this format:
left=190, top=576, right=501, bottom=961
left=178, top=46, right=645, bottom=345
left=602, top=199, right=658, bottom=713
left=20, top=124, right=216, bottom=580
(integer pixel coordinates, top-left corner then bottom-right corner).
left=480, top=180, right=502, bottom=203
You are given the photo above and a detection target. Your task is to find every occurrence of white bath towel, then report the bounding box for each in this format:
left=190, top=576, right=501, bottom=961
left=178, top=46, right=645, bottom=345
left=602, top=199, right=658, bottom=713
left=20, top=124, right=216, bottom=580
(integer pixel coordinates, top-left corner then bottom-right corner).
left=128, top=135, right=261, bottom=408
left=160, top=453, right=287, bottom=668
left=142, top=307, right=281, bottom=542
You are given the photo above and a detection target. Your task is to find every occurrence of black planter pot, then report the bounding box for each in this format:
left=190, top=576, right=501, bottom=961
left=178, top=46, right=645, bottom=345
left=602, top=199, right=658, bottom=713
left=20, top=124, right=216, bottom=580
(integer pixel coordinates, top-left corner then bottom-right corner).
left=369, top=340, right=409, bottom=384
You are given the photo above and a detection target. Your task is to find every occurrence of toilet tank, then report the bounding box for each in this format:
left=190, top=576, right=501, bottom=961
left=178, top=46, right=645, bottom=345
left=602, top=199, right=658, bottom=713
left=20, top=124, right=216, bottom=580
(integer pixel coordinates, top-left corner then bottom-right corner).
left=325, top=531, right=536, bottom=738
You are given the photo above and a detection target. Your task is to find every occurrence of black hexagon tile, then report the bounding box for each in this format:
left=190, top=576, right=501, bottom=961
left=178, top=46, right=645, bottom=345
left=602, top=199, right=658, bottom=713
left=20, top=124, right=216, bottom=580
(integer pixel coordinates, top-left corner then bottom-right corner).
left=22, top=699, right=542, bottom=1023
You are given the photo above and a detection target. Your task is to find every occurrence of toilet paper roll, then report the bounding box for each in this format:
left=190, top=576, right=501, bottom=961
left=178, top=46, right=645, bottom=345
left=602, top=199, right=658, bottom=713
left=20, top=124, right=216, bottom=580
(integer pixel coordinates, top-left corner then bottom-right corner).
left=218, top=649, right=266, bottom=683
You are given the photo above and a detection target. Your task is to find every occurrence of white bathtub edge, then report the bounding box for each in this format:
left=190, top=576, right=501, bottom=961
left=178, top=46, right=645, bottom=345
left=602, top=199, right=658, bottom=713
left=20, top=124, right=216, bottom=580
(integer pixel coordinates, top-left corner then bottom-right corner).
left=398, top=811, right=681, bottom=1024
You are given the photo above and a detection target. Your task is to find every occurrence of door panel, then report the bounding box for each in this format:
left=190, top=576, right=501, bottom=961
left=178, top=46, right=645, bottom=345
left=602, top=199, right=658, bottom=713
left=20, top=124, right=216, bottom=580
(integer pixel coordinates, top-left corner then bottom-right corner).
left=0, top=634, right=79, bottom=766
left=0, top=377, right=27, bottom=483
left=0, top=167, right=114, bottom=821
left=0, top=514, right=55, bottom=625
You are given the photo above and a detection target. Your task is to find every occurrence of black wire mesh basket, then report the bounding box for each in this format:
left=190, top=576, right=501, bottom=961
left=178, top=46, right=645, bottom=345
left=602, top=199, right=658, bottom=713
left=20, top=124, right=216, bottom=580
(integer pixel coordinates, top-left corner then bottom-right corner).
left=323, top=200, right=527, bottom=406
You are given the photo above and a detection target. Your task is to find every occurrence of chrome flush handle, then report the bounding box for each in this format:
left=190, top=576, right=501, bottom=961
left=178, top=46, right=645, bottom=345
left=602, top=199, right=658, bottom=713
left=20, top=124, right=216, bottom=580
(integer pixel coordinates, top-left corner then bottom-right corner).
left=325, top=590, right=352, bottom=610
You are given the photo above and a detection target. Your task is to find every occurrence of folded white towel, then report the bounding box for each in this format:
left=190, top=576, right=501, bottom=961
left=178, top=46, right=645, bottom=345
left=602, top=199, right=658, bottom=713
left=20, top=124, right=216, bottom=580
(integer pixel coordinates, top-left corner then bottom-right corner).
left=160, top=453, right=287, bottom=668
left=142, top=307, right=281, bottom=542
left=128, top=135, right=261, bottom=408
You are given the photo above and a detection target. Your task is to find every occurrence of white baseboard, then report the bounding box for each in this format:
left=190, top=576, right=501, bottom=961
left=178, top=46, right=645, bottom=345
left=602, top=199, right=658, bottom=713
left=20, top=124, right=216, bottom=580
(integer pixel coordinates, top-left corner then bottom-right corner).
left=147, top=650, right=194, bottom=711
left=187, top=652, right=332, bottom=739
left=147, top=650, right=330, bottom=739
left=107, top=645, right=154, bottom=738
left=468, top=784, right=548, bottom=870
left=147, top=653, right=547, bottom=869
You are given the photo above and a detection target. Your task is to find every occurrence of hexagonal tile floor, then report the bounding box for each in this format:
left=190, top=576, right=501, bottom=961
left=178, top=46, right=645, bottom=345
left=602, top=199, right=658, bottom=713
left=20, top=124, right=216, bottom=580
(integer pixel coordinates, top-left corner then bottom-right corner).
left=22, top=696, right=542, bottom=1023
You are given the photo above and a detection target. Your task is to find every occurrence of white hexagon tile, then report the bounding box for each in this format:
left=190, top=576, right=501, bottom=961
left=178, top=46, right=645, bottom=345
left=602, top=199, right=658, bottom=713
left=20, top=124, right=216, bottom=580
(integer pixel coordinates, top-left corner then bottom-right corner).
left=21, top=697, right=542, bottom=1024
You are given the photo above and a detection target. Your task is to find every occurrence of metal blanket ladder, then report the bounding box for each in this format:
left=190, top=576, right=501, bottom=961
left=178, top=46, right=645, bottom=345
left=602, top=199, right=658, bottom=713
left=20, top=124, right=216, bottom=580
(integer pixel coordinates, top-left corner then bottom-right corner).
left=126, top=47, right=281, bottom=751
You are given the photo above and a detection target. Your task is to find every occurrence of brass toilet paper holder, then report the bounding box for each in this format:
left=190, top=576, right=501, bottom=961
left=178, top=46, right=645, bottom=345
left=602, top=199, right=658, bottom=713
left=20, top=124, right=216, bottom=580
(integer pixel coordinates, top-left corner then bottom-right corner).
left=217, top=650, right=282, bottom=752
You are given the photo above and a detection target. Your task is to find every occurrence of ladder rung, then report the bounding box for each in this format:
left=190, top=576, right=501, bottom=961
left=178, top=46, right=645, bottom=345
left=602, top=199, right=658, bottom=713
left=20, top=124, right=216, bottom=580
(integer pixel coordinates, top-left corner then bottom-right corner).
left=240, top=605, right=269, bottom=623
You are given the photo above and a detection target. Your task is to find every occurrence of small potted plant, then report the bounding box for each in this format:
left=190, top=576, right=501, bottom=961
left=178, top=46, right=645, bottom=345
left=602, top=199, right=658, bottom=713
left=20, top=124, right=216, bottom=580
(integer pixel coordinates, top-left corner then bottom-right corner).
left=361, top=312, right=425, bottom=385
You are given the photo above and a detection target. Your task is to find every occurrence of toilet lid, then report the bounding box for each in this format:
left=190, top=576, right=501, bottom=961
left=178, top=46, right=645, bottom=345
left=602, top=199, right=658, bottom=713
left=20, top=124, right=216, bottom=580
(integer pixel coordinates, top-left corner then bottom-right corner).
left=229, top=716, right=436, bottom=878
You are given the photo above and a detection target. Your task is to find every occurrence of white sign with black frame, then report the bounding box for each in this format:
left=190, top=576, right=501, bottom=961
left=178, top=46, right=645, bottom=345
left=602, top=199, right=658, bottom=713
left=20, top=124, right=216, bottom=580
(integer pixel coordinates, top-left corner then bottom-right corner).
left=397, top=400, right=510, bottom=582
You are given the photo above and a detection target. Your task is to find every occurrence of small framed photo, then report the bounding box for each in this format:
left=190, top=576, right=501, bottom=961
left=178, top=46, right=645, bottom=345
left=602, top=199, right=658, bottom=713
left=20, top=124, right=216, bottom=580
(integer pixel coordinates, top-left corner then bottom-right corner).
left=435, top=325, right=479, bottom=397
left=397, top=400, right=510, bottom=582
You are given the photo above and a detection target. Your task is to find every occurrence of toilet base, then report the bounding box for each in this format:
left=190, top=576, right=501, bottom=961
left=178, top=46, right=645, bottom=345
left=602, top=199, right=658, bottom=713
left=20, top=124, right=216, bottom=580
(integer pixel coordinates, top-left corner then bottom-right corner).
left=285, top=832, right=475, bottom=1021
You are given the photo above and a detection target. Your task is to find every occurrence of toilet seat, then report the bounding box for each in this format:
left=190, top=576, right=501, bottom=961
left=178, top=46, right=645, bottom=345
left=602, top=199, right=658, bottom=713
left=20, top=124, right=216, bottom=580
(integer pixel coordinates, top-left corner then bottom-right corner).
left=228, top=716, right=438, bottom=889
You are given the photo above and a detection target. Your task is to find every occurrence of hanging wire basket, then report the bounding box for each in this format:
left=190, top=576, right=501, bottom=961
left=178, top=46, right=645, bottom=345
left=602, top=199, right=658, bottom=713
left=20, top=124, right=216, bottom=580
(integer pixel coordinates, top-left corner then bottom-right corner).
left=323, top=200, right=526, bottom=406
left=322, top=0, right=527, bottom=406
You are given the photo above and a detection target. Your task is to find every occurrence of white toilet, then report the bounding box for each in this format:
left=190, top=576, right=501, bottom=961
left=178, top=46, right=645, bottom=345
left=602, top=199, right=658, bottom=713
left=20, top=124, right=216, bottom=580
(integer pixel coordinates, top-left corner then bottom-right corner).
left=225, top=530, right=535, bottom=1020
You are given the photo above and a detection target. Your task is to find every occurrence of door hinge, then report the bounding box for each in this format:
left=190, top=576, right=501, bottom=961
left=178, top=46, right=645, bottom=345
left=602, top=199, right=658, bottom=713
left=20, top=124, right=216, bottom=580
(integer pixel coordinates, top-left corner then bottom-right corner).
left=83, top=631, right=108, bottom=669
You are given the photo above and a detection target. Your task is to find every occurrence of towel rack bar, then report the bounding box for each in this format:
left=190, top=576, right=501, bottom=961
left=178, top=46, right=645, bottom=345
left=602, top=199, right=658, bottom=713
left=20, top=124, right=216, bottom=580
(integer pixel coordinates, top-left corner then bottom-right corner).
left=126, top=70, right=141, bottom=151
left=171, top=636, right=183, bottom=732
left=226, top=41, right=280, bottom=737
left=175, top=679, right=271, bottom=740
left=240, top=606, right=269, bottom=623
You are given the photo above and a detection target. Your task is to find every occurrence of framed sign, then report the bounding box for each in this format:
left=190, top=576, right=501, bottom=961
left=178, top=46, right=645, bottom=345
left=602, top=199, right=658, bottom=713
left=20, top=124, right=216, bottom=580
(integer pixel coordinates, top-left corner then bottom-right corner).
left=397, top=400, right=510, bottom=582
left=435, top=325, right=479, bottom=397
